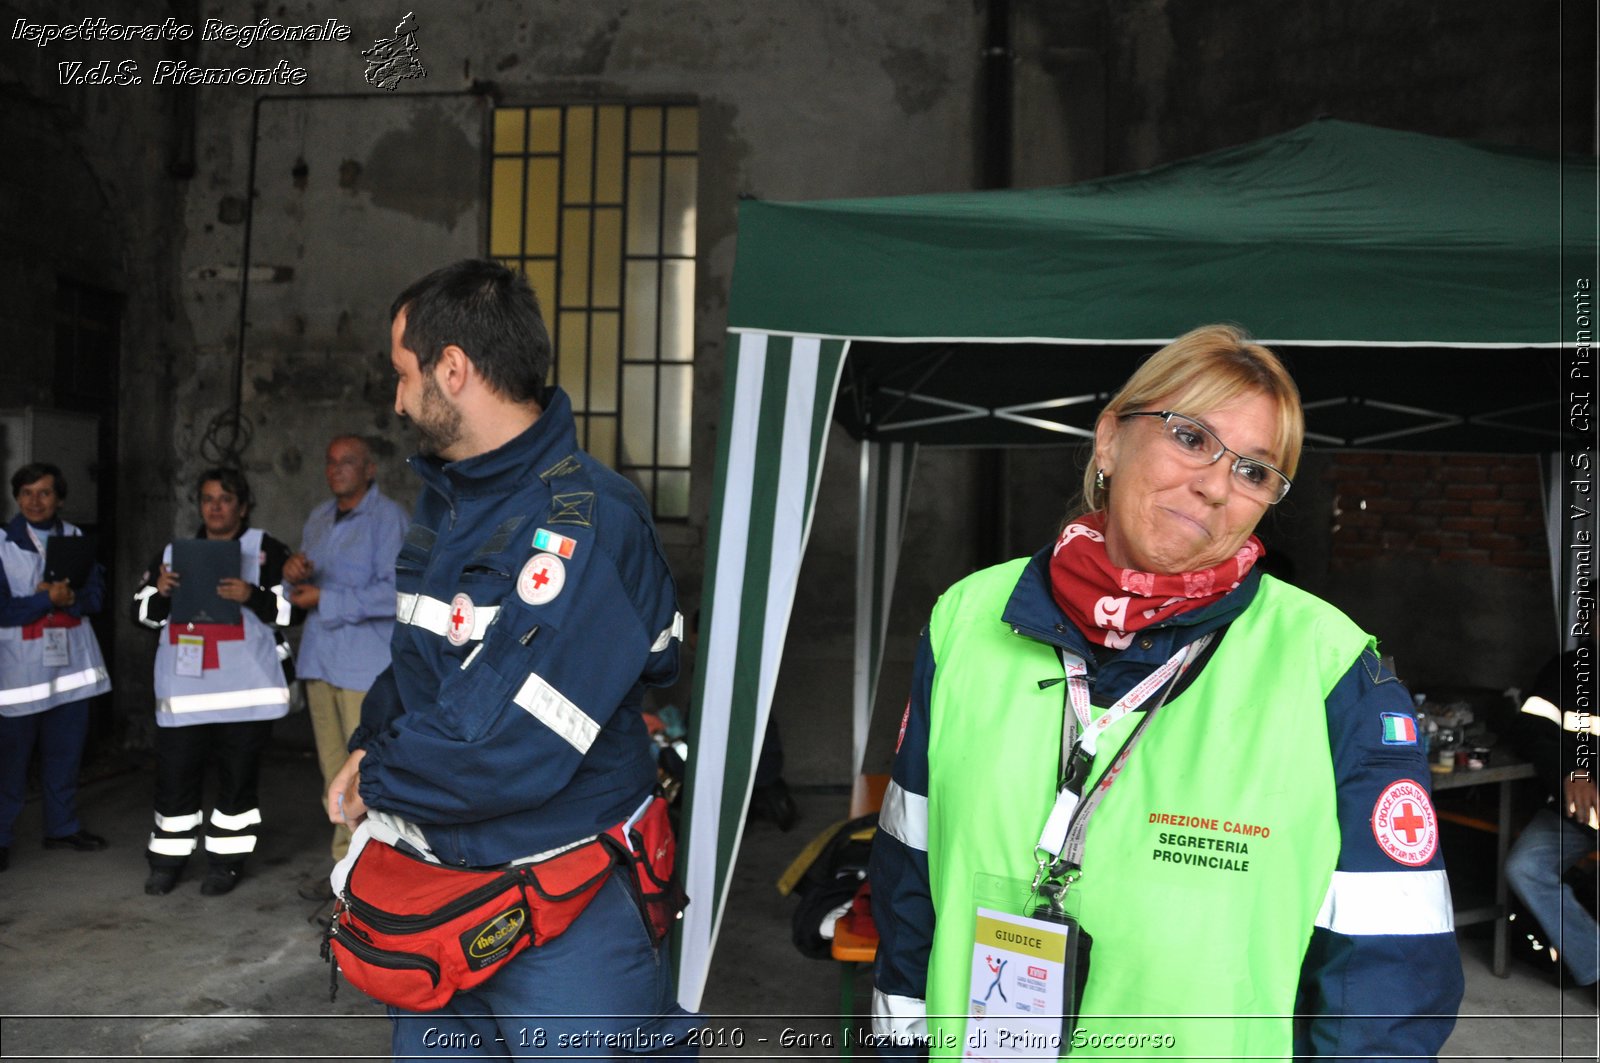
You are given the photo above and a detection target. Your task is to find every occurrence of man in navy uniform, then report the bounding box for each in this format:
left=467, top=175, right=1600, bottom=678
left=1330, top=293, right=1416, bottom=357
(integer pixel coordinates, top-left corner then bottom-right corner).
left=328, top=260, right=695, bottom=1056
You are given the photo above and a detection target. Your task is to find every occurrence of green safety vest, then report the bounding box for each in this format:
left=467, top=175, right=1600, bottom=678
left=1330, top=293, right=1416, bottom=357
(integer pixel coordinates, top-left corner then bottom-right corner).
left=923, top=561, right=1373, bottom=1060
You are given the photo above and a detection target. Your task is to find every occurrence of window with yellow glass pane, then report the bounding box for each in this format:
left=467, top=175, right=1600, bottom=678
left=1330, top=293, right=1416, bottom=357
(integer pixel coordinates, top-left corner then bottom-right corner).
left=490, top=103, right=697, bottom=520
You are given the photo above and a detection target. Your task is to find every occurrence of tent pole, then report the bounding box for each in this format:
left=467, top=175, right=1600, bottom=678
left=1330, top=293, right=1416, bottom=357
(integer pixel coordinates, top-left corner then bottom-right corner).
left=854, top=442, right=878, bottom=775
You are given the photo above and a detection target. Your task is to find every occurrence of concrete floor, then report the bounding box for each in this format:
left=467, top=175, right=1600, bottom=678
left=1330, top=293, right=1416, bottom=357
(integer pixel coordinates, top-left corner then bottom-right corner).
left=0, top=715, right=1596, bottom=1061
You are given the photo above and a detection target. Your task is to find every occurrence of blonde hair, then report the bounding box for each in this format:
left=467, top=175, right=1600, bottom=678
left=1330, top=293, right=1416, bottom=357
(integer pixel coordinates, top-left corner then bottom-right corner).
left=1079, top=324, right=1304, bottom=514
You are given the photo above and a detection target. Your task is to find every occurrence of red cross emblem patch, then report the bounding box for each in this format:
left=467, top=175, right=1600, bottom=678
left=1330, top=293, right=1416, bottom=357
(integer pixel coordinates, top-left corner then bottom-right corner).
left=1371, top=778, right=1439, bottom=866
left=446, top=593, right=475, bottom=646
left=517, top=552, right=566, bottom=606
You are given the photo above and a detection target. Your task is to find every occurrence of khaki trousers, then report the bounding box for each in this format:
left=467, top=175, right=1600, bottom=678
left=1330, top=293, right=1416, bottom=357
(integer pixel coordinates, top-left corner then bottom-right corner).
left=305, top=679, right=365, bottom=860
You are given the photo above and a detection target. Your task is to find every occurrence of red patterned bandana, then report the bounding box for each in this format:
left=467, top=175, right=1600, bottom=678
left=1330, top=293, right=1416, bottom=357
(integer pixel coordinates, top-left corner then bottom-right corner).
left=1048, top=511, right=1263, bottom=649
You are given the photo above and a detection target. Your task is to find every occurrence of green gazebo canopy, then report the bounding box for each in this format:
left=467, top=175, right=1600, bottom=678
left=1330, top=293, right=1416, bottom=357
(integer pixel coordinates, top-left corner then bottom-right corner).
left=675, top=120, right=1594, bottom=1008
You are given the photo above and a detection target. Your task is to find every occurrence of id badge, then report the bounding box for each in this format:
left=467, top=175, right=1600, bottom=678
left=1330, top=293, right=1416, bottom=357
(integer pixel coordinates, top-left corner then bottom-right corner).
left=42, top=627, right=71, bottom=667
left=174, top=634, right=205, bottom=677
left=965, top=905, right=1082, bottom=1060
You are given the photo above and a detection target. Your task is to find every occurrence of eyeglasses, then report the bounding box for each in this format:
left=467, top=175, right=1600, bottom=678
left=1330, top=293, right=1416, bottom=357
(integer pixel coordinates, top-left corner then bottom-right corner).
left=1118, top=411, right=1293, bottom=504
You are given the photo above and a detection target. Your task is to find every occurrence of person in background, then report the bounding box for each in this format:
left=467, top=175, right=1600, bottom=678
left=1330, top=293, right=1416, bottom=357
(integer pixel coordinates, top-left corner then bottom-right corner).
left=0, top=462, right=112, bottom=871
left=1505, top=645, right=1599, bottom=992
left=870, top=325, right=1463, bottom=1060
left=283, top=435, right=408, bottom=901
left=132, top=467, right=300, bottom=897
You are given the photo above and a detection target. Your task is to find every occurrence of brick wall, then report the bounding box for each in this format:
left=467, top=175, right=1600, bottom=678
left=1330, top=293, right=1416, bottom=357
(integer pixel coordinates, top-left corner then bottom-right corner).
left=1324, top=453, right=1547, bottom=568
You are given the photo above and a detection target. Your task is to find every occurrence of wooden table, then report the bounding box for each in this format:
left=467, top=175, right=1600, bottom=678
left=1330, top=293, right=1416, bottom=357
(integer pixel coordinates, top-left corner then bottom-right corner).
left=1430, top=759, right=1536, bottom=977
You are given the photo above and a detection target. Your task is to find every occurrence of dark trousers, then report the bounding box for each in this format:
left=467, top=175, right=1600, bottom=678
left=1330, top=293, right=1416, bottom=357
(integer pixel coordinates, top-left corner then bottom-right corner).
left=0, top=700, right=91, bottom=846
left=149, top=719, right=273, bottom=869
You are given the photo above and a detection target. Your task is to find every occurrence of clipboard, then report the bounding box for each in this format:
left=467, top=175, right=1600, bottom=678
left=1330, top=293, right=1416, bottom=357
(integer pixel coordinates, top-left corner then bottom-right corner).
left=43, top=536, right=95, bottom=589
left=170, top=539, right=242, bottom=625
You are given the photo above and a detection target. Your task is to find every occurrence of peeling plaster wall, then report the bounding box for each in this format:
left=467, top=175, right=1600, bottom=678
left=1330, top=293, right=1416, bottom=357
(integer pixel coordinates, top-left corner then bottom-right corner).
left=7, top=0, right=985, bottom=732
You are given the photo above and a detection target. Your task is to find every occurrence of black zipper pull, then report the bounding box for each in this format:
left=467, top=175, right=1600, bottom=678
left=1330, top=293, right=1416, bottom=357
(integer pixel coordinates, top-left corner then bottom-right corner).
left=325, top=930, right=340, bottom=1002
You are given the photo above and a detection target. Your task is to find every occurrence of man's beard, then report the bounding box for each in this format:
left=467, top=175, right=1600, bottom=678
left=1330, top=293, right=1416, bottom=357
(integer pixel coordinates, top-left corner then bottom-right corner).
left=414, top=372, right=464, bottom=456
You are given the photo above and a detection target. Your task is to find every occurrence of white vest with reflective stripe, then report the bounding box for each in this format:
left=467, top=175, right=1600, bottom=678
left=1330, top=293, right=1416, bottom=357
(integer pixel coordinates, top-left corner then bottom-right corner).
left=152, top=529, right=289, bottom=727
left=0, top=522, right=111, bottom=718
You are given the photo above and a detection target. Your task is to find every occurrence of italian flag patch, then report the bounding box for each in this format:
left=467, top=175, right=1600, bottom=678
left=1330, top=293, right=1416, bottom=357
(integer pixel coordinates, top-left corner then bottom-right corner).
left=1380, top=712, right=1417, bottom=745
left=532, top=527, right=577, bottom=559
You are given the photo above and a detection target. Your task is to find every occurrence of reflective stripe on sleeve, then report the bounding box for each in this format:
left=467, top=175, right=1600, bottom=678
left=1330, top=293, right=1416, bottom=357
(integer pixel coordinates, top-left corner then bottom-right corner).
left=650, top=611, right=686, bottom=653
left=512, top=673, right=600, bottom=754
left=209, top=807, right=262, bottom=831
left=1521, top=694, right=1600, bottom=735
left=271, top=583, right=293, bottom=626
left=154, top=810, right=204, bottom=832
left=871, top=990, right=928, bottom=1043
left=395, top=592, right=498, bottom=641
left=1314, top=869, right=1455, bottom=935
left=879, top=779, right=929, bottom=852
left=159, top=687, right=290, bottom=715
left=134, top=584, right=161, bottom=628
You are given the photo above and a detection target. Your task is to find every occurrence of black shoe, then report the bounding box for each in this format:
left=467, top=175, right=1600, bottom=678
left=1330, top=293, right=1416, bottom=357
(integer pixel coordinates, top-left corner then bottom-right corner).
left=144, top=866, right=181, bottom=896
left=0, top=846, right=9, bottom=872
left=200, top=866, right=241, bottom=896
left=43, top=829, right=108, bottom=852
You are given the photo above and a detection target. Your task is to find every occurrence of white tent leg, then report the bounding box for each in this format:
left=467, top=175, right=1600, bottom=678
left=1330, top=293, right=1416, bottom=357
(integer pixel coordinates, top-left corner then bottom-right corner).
left=853, top=439, right=917, bottom=776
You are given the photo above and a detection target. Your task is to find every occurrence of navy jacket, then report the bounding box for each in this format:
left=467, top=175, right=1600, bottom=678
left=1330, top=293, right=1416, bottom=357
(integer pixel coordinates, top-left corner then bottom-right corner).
left=352, top=388, right=681, bottom=867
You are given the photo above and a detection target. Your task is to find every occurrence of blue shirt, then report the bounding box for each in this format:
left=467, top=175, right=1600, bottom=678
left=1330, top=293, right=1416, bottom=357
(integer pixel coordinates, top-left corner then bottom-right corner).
left=294, top=484, right=409, bottom=691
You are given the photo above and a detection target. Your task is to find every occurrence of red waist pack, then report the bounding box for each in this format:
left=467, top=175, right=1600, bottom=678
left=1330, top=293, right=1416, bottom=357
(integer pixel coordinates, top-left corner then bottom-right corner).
left=600, top=794, right=687, bottom=944
left=323, top=831, right=614, bottom=1011
left=322, top=795, right=686, bottom=1011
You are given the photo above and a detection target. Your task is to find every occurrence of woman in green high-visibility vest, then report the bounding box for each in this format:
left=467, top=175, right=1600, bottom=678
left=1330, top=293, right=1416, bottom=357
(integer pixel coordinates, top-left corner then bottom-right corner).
left=869, top=325, right=1463, bottom=1061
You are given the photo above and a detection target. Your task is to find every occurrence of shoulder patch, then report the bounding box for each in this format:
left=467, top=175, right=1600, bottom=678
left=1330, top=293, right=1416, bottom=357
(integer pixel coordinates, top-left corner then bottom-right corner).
left=517, top=553, right=566, bottom=605
left=539, top=454, right=583, bottom=482
left=549, top=491, right=595, bottom=527
left=1361, top=648, right=1402, bottom=686
left=1380, top=712, right=1418, bottom=745
left=1371, top=779, right=1439, bottom=866
left=532, top=527, right=578, bottom=559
